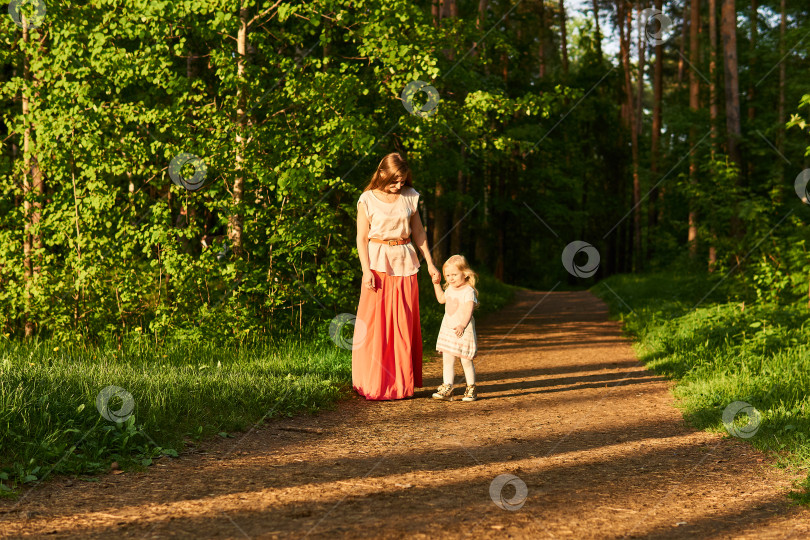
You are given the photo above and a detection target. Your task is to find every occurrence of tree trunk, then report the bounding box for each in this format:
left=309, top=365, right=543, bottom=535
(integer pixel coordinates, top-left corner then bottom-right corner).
left=229, top=2, right=249, bottom=257
left=538, top=0, right=547, bottom=78
left=722, top=0, right=744, bottom=240
left=775, top=0, right=786, bottom=203
left=687, top=0, right=700, bottom=258
left=648, top=0, right=664, bottom=261
left=747, top=0, right=758, bottom=122
left=633, top=4, right=644, bottom=270
left=708, top=0, right=719, bottom=271
left=560, top=0, right=569, bottom=76
left=678, top=1, right=690, bottom=85
left=592, top=0, right=603, bottom=60
left=450, top=148, right=466, bottom=255
left=721, top=0, right=742, bottom=168
left=473, top=0, right=489, bottom=58
left=21, top=22, right=44, bottom=338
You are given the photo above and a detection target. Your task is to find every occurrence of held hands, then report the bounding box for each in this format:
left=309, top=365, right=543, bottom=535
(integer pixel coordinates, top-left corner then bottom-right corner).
left=428, top=264, right=441, bottom=284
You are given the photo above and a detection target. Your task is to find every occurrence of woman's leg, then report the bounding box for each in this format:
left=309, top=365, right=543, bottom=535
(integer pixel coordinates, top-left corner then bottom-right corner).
left=442, top=352, right=457, bottom=386
left=460, top=357, right=476, bottom=386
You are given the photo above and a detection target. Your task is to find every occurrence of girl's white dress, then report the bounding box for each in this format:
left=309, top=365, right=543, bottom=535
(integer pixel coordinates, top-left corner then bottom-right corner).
left=435, top=284, right=478, bottom=360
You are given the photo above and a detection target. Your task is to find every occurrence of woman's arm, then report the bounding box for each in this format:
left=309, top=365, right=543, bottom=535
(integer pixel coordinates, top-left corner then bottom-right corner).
left=433, top=282, right=446, bottom=304
left=356, top=202, right=375, bottom=290
left=410, top=210, right=441, bottom=284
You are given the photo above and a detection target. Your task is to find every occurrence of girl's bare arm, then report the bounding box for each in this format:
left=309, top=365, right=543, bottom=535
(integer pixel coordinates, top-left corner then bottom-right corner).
left=433, top=282, right=446, bottom=304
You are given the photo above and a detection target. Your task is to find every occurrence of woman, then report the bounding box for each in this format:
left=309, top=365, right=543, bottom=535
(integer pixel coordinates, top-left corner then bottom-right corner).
left=352, top=152, right=441, bottom=400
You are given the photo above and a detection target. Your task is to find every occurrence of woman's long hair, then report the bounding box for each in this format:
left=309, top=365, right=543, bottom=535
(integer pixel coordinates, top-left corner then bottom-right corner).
left=363, top=152, right=413, bottom=192
left=442, top=254, right=479, bottom=307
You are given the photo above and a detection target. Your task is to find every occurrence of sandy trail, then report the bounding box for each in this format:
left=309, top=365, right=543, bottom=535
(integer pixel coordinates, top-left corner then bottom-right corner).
left=2, top=289, right=809, bottom=539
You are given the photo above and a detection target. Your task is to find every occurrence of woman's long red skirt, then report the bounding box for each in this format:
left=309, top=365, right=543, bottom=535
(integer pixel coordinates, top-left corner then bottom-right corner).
left=352, top=269, right=423, bottom=400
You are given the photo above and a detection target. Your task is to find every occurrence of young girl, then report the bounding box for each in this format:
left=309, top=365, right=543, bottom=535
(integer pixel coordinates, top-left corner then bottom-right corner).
left=432, top=254, right=479, bottom=402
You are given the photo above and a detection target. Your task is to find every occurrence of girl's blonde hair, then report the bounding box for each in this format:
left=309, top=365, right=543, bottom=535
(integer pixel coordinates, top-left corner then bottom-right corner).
left=442, top=254, right=479, bottom=306
left=363, top=152, right=414, bottom=192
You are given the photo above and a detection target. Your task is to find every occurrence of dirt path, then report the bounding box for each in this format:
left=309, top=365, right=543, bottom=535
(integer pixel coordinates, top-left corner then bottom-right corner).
left=2, top=289, right=810, bottom=539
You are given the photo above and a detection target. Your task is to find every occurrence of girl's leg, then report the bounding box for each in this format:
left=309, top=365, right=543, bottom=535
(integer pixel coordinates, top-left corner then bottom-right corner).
left=442, top=352, right=457, bottom=386
left=460, top=357, right=476, bottom=386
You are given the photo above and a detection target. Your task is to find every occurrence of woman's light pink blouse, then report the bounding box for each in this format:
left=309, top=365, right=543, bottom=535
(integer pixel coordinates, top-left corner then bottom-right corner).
left=357, top=186, right=421, bottom=277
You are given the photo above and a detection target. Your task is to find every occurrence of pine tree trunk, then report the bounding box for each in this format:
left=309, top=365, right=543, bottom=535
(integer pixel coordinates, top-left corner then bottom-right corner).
left=721, top=0, right=742, bottom=168
left=648, top=0, right=664, bottom=262
left=678, top=1, right=690, bottom=85
left=632, top=4, right=644, bottom=270
left=229, top=2, right=249, bottom=257
left=747, top=0, right=758, bottom=122
left=592, top=0, right=603, bottom=61
left=775, top=0, right=786, bottom=203
left=687, top=0, right=701, bottom=258
left=708, top=0, right=719, bottom=271
left=538, top=0, right=547, bottom=79
left=722, top=0, right=744, bottom=240
left=560, top=0, right=569, bottom=76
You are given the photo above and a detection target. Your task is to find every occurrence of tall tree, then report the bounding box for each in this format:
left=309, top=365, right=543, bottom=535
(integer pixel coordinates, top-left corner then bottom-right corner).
left=687, top=0, right=701, bottom=257
left=560, top=0, right=569, bottom=76
left=649, top=0, right=664, bottom=259
left=229, top=1, right=249, bottom=257
left=721, top=0, right=742, bottom=168
left=708, top=0, right=719, bottom=270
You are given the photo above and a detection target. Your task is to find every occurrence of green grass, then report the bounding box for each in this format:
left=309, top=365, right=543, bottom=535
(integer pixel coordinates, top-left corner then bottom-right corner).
left=592, top=272, right=810, bottom=503
left=0, top=271, right=516, bottom=495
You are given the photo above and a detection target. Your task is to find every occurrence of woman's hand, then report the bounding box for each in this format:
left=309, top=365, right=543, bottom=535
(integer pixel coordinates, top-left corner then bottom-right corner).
left=428, top=264, right=441, bottom=284
left=363, top=270, right=375, bottom=290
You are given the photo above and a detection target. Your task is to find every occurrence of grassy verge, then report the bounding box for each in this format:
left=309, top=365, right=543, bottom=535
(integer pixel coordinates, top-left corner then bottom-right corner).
left=0, top=271, right=516, bottom=495
left=591, top=272, right=810, bottom=503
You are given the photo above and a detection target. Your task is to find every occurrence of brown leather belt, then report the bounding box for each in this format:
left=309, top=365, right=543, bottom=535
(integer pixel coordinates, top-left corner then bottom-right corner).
left=369, top=237, right=411, bottom=246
